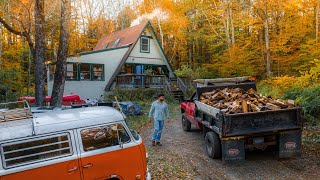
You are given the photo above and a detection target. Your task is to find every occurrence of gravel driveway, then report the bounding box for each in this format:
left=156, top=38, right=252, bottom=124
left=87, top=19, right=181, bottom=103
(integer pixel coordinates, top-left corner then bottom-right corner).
left=140, top=107, right=320, bottom=180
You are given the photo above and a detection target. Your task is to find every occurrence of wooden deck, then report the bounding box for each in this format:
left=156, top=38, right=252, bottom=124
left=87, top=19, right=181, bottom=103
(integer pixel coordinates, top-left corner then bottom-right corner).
left=115, top=74, right=168, bottom=88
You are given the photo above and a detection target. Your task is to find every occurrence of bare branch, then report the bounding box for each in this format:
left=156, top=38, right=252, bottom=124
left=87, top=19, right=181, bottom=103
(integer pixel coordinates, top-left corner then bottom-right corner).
left=0, top=17, right=24, bottom=35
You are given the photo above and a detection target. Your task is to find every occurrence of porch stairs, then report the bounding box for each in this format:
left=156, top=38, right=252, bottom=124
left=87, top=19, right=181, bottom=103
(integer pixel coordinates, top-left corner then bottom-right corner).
left=166, top=77, right=186, bottom=101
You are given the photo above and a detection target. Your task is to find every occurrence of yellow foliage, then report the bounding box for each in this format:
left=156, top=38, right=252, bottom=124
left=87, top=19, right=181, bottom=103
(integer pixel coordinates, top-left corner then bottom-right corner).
left=272, top=76, right=298, bottom=91
left=259, top=60, right=320, bottom=97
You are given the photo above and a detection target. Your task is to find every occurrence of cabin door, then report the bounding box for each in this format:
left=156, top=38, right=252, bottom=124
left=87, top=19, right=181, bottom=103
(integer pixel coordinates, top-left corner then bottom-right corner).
left=162, top=66, right=170, bottom=78
left=134, top=65, right=145, bottom=87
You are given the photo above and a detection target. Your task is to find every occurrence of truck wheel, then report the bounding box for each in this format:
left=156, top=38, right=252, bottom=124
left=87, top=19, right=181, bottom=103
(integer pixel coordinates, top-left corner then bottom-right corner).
left=182, top=115, right=191, bottom=132
left=205, top=131, right=221, bottom=159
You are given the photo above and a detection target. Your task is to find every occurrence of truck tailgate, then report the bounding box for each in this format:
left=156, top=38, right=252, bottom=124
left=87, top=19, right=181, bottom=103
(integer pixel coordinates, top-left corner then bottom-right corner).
left=223, top=107, right=302, bottom=136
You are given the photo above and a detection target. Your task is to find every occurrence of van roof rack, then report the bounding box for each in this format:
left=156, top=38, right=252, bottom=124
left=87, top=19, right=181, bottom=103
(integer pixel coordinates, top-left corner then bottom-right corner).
left=0, top=101, right=33, bottom=122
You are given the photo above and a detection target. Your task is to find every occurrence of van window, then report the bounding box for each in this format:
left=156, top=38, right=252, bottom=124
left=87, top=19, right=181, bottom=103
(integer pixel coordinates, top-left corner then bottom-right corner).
left=131, top=130, right=140, bottom=141
left=81, top=124, right=130, bottom=152
left=1, top=133, right=72, bottom=169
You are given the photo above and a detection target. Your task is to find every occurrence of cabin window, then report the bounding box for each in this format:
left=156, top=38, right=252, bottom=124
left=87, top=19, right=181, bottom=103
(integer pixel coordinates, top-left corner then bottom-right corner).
left=0, top=133, right=72, bottom=169
left=80, top=64, right=91, bottom=80
left=120, top=64, right=134, bottom=74
left=145, top=65, right=162, bottom=75
left=67, top=63, right=78, bottom=80
left=140, top=37, right=150, bottom=53
left=112, top=38, right=120, bottom=48
left=92, top=64, right=104, bottom=80
left=81, top=124, right=131, bottom=152
left=66, top=63, right=104, bottom=81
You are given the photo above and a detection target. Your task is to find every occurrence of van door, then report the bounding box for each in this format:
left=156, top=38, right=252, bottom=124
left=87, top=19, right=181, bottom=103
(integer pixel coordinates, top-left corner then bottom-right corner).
left=77, top=123, right=145, bottom=180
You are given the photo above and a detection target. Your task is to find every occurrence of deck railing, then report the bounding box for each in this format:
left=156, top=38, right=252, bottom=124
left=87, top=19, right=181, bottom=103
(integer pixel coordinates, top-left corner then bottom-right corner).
left=177, top=77, right=187, bottom=95
left=116, top=74, right=167, bottom=88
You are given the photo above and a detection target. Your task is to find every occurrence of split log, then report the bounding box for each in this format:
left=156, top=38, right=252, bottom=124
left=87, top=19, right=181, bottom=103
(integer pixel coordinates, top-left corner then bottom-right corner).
left=250, top=103, right=261, bottom=112
left=241, top=101, right=248, bottom=113
left=265, top=103, right=281, bottom=110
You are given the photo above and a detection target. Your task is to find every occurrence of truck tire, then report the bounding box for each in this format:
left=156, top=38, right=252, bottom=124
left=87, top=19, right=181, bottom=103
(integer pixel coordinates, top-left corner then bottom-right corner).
left=205, top=131, right=221, bottom=159
left=182, top=114, right=191, bottom=132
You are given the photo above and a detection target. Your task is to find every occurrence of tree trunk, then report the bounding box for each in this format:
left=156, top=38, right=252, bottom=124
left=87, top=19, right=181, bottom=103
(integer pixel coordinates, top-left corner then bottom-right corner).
left=0, top=27, right=1, bottom=96
left=316, top=0, right=320, bottom=45
left=6, top=3, right=11, bottom=47
left=230, top=7, right=235, bottom=45
left=51, top=0, right=71, bottom=107
left=259, top=28, right=265, bottom=66
left=34, top=0, right=46, bottom=106
left=264, top=4, right=271, bottom=78
left=223, top=0, right=231, bottom=48
left=157, top=18, right=164, bottom=49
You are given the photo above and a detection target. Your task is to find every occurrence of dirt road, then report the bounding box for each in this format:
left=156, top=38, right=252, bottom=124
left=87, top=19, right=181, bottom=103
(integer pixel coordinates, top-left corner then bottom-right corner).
left=140, top=108, right=320, bottom=180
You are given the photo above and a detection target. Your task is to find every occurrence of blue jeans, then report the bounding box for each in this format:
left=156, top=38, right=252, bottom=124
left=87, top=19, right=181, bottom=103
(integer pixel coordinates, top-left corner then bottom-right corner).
left=152, top=119, right=164, bottom=142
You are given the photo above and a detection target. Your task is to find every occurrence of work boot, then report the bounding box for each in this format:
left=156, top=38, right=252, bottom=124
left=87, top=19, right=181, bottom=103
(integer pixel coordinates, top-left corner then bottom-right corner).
left=152, top=141, right=156, bottom=146
left=156, top=142, right=162, bottom=146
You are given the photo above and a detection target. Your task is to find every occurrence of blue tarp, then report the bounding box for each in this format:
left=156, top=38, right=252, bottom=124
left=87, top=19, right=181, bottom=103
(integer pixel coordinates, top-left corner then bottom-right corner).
left=117, top=101, right=144, bottom=116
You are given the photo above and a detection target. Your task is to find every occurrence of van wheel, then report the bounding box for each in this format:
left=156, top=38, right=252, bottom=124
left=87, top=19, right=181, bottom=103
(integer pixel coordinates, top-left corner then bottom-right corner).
left=205, top=131, right=221, bottom=158
left=182, top=114, right=191, bottom=131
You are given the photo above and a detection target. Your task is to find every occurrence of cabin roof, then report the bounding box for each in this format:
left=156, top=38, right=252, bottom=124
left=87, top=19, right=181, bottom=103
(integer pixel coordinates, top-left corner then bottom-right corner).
left=93, top=21, right=148, bottom=51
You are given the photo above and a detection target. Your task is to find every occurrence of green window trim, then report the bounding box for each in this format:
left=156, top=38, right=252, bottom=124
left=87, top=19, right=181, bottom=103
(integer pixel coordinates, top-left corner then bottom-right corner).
left=79, top=63, right=91, bottom=81
left=140, top=36, right=150, bottom=53
left=91, top=64, right=105, bottom=81
left=66, top=63, right=105, bottom=81
left=66, top=63, right=79, bottom=81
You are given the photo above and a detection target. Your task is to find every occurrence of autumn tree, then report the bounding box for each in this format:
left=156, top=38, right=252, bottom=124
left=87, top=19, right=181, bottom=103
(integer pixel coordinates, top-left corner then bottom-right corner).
left=0, top=0, right=58, bottom=105
left=115, top=6, right=136, bottom=30
left=51, top=0, right=71, bottom=107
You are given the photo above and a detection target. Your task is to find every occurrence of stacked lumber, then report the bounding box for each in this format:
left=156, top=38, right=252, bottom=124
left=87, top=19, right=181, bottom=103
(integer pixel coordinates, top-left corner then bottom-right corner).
left=200, top=88, right=296, bottom=114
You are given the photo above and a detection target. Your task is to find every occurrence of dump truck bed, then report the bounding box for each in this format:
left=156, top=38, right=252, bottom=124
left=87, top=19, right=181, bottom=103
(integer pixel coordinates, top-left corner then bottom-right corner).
left=194, top=79, right=303, bottom=137
left=195, top=100, right=303, bottom=137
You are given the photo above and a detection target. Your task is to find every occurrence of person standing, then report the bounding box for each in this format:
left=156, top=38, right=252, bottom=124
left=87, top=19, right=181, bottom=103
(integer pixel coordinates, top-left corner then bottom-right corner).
left=149, top=94, right=170, bottom=146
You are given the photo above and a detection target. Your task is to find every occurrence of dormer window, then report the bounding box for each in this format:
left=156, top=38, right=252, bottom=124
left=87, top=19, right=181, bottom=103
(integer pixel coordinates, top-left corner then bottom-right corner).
left=112, top=38, right=120, bottom=48
left=140, top=37, right=150, bottom=53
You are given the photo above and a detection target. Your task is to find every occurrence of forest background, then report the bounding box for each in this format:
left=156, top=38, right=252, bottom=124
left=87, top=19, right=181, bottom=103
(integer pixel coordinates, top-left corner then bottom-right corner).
left=1, top=0, right=320, bottom=120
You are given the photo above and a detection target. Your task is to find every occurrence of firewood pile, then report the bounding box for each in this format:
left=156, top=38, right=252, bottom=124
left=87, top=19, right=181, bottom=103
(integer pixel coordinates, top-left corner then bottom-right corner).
left=200, top=88, right=296, bottom=114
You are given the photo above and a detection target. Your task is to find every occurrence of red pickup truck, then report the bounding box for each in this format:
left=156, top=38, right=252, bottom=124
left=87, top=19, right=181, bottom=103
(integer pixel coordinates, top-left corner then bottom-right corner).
left=180, top=78, right=303, bottom=163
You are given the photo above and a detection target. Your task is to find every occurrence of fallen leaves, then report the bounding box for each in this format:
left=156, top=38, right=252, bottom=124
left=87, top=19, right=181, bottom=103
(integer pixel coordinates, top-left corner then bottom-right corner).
left=147, top=147, right=194, bottom=179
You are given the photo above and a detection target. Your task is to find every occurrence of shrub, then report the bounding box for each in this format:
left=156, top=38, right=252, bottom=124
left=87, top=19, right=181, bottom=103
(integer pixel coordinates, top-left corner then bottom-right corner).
left=174, top=65, right=193, bottom=78
left=0, top=70, right=22, bottom=102
left=175, top=65, right=218, bottom=80
left=281, top=85, right=320, bottom=120
left=282, top=88, right=303, bottom=100
left=194, top=67, right=218, bottom=79
left=104, top=88, right=175, bottom=105
left=294, top=86, right=320, bottom=117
